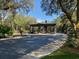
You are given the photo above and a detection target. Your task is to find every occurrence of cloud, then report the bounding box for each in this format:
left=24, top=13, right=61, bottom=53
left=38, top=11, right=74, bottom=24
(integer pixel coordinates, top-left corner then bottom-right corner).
left=36, top=18, right=46, bottom=23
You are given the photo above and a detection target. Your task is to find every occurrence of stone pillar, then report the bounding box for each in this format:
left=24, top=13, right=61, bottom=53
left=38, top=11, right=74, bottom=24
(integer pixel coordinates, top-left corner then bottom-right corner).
left=38, top=26, right=41, bottom=33
left=42, top=26, right=46, bottom=33
left=54, top=26, right=57, bottom=33
left=44, top=25, right=47, bottom=33
left=30, top=26, right=35, bottom=33
left=30, top=26, right=32, bottom=33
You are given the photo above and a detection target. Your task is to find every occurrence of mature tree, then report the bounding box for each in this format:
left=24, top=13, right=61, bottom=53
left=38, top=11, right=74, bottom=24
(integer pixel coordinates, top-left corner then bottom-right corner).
left=41, top=0, right=79, bottom=37
left=14, top=14, right=36, bottom=28
left=3, top=14, right=36, bottom=35
left=77, top=0, right=79, bottom=23
left=14, top=14, right=36, bottom=32
left=0, top=0, right=34, bottom=32
left=0, top=0, right=34, bottom=12
left=41, top=0, right=79, bottom=47
left=0, top=0, right=34, bottom=21
left=41, top=0, right=77, bottom=27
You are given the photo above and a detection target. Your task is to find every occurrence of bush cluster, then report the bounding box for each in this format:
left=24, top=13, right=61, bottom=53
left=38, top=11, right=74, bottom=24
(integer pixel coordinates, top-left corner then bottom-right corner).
left=0, top=25, right=13, bottom=37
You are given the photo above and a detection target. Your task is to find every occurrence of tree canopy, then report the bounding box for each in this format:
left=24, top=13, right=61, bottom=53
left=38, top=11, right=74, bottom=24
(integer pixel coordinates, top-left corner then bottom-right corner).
left=41, top=0, right=76, bottom=15
left=0, top=0, right=34, bottom=12
left=41, top=0, right=78, bottom=31
left=14, top=14, right=36, bottom=27
left=0, top=0, right=34, bottom=20
left=41, top=0, right=79, bottom=39
left=41, top=0, right=77, bottom=25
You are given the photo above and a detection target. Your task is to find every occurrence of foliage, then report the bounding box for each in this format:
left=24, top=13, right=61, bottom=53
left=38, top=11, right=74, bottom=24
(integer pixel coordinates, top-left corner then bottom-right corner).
left=0, top=0, right=34, bottom=12
left=52, top=16, right=78, bottom=47
left=76, top=23, right=79, bottom=29
left=41, top=0, right=79, bottom=47
left=53, top=17, right=61, bottom=25
left=52, top=17, right=62, bottom=32
left=41, top=46, right=79, bottom=59
left=67, top=25, right=77, bottom=47
left=0, top=0, right=34, bottom=24
left=0, top=24, right=13, bottom=37
left=41, top=0, right=77, bottom=29
left=14, top=14, right=36, bottom=31
left=0, top=13, right=36, bottom=35
left=41, top=0, right=76, bottom=15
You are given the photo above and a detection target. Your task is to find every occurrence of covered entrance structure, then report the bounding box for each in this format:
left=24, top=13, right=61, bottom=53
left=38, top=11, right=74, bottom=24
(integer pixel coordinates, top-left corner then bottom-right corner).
left=30, top=23, right=56, bottom=34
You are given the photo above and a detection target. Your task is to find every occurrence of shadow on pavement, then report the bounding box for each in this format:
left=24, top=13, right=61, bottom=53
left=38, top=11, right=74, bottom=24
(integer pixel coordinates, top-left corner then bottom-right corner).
left=0, top=35, right=65, bottom=59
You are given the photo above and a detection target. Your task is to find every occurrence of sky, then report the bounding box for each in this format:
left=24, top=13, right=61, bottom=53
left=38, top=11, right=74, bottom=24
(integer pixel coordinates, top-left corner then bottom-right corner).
left=28, top=0, right=59, bottom=22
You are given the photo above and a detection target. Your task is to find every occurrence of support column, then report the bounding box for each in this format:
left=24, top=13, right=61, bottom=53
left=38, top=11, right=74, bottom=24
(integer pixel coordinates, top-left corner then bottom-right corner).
left=54, top=26, right=57, bottom=33
left=30, top=26, right=32, bottom=33
left=38, top=26, right=41, bottom=33
left=44, top=25, right=47, bottom=33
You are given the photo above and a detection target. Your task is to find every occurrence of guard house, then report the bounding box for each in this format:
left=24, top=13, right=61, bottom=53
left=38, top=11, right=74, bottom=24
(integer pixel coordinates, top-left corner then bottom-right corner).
left=30, top=23, right=56, bottom=34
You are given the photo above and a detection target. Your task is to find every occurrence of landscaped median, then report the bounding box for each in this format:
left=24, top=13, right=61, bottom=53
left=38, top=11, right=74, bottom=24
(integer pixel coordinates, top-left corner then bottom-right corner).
left=40, top=46, right=79, bottom=59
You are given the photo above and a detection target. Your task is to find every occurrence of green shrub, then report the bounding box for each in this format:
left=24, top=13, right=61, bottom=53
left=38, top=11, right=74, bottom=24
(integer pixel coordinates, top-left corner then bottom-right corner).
left=0, top=25, right=13, bottom=37
left=67, top=26, right=77, bottom=48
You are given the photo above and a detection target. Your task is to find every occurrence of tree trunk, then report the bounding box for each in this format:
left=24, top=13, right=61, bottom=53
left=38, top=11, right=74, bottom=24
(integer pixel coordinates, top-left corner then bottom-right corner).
left=10, top=9, right=16, bottom=32
left=76, top=0, right=79, bottom=38
left=77, top=0, right=79, bottom=23
left=58, top=0, right=74, bottom=27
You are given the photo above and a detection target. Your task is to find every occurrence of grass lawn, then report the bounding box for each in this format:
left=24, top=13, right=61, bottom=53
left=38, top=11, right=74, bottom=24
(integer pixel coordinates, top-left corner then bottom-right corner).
left=40, top=46, right=79, bottom=59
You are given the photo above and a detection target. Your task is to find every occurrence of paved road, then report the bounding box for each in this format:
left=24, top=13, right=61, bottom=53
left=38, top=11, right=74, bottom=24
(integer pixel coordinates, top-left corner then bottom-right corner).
left=0, top=34, right=67, bottom=59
